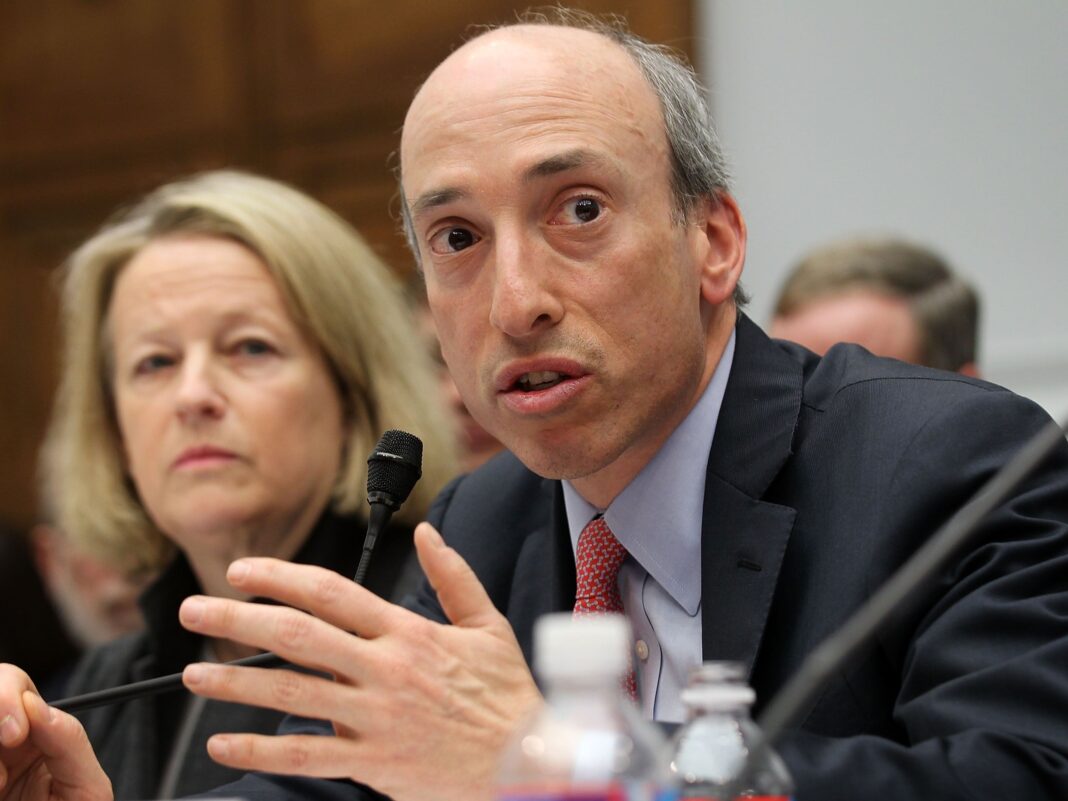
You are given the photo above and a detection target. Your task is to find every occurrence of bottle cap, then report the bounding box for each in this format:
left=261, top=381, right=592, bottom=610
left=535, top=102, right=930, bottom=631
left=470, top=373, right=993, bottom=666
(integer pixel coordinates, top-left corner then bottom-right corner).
left=688, top=661, right=747, bottom=684
left=534, top=613, right=631, bottom=680
left=680, top=661, right=755, bottom=709
left=680, top=682, right=756, bottom=710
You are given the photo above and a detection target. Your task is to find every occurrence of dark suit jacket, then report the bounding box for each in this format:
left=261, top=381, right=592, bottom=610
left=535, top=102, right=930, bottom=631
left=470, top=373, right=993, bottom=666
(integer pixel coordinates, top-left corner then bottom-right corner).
left=219, top=315, right=1068, bottom=801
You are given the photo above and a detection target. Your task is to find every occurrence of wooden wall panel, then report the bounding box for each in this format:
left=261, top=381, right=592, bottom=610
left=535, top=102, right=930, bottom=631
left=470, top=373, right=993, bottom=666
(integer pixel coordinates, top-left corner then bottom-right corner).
left=0, top=236, right=63, bottom=519
left=0, top=0, right=693, bottom=528
left=0, top=3, right=245, bottom=155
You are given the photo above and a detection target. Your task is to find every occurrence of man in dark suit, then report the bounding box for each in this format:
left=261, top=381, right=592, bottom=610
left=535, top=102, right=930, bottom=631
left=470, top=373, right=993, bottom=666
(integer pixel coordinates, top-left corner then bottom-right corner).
left=2, top=9, right=1067, bottom=801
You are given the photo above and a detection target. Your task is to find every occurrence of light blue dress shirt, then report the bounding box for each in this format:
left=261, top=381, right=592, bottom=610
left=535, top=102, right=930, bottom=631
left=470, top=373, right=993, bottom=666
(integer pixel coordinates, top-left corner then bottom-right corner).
left=562, top=330, right=735, bottom=722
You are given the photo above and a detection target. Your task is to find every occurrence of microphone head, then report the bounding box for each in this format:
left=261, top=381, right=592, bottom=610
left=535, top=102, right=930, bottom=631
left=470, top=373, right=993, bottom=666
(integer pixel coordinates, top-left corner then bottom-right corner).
left=366, top=429, right=423, bottom=509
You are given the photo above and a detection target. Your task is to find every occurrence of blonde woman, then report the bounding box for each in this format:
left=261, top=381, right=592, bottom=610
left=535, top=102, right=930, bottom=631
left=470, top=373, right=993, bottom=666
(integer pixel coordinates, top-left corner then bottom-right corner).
left=43, top=170, right=457, bottom=799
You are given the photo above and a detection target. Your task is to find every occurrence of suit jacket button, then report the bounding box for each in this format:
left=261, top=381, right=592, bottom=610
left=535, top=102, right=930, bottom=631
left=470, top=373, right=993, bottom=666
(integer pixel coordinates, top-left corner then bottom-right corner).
left=635, top=639, right=650, bottom=661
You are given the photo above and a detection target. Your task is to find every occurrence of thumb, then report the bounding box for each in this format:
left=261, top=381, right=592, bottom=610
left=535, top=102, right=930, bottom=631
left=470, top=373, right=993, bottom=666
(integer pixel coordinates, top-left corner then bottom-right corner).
left=414, top=522, right=502, bottom=630
left=23, top=692, right=112, bottom=801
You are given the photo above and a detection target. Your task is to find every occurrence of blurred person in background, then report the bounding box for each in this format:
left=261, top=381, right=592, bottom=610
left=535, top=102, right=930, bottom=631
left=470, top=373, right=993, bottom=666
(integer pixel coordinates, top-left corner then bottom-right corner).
left=769, top=237, right=980, bottom=374
left=0, top=522, right=80, bottom=697
left=0, top=435, right=143, bottom=704
left=29, top=522, right=148, bottom=658
left=31, top=433, right=151, bottom=679
left=1, top=438, right=149, bottom=702
left=34, top=170, right=458, bottom=799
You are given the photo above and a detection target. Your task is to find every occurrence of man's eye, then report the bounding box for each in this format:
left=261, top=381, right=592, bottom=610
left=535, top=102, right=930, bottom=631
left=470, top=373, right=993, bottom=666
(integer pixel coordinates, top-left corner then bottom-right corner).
left=429, top=227, right=481, bottom=255
left=551, top=197, right=603, bottom=225
left=572, top=197, right=601, bottom=223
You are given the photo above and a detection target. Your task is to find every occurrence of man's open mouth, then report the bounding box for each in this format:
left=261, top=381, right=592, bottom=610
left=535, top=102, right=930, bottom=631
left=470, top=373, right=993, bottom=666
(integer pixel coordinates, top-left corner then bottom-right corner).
left=515, top=371, right=567, bottom=391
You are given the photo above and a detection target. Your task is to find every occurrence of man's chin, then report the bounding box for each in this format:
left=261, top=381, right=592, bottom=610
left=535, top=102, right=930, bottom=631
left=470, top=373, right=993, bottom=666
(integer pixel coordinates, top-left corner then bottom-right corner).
left=506, top=439, right=613, bottom=483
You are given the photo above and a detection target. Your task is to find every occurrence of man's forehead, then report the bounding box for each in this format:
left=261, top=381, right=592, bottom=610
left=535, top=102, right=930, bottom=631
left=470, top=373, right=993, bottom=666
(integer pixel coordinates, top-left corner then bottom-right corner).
left=425, top=24, right=626, bottom=87
left=412, top=28, right=630, bottom=121
left=400, top=24, right=656, bottom=181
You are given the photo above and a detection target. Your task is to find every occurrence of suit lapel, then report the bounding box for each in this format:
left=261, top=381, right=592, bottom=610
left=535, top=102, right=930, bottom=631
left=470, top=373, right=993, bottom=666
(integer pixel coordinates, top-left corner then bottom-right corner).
left=548, top=482, right=577, bottom=613
left=699, top=477, right=796, bottom=675
left=506, top=480, right=575, bottom=666
left=700, top=315, right=801, bottom=680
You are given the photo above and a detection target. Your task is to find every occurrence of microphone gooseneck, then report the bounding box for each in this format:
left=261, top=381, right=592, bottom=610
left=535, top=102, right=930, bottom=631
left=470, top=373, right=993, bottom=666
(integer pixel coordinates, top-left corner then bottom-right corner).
left=353, top=429, right=423, bottom=584
left=52, top=429, right=424, bottom=714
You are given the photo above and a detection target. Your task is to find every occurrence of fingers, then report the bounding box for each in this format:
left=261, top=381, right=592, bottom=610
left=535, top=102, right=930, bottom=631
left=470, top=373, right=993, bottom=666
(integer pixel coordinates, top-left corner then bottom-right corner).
left=21, top=692, right=113, bottom=801
left=182, top=662, right=358, bottom=723
left=179, top=593, right=371, bottom=680
left=203, top=731, right=365, bottom=780
left=414, top=523, right=503, bottom=630
left=0, top=663, right=38, bottom=749
left=224, top=559, right=403, bottom=639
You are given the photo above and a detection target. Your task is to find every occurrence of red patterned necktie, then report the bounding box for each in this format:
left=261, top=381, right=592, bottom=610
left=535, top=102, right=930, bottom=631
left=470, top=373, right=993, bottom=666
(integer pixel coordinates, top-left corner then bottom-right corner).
left=573, top=515, right=638, bottom=700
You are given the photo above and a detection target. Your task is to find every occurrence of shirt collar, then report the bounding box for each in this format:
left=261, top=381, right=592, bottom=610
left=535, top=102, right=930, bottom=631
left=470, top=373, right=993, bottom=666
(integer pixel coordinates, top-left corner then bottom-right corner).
left=563, top=330, right=735, bottom=615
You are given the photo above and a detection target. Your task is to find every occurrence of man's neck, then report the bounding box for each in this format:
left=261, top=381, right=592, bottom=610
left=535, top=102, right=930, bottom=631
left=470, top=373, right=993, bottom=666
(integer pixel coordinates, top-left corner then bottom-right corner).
left=570, top=306, right=737, bottom=508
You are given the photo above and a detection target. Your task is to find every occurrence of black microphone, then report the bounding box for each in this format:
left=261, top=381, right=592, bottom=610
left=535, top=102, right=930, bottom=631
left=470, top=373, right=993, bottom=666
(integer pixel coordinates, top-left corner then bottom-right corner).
left=354, top=429, right=423, bottom=584
left=53, top=430, right=424, bottom=714
left=723, top=412, right=1068, bottom=797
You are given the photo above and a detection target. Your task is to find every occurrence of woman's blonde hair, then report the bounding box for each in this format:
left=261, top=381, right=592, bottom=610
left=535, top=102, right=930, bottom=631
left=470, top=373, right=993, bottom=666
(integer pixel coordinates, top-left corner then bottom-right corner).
left=50, top=170, right=458, bottom=574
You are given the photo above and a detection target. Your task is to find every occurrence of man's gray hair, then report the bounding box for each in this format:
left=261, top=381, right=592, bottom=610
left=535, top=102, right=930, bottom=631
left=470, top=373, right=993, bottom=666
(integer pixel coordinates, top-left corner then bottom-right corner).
left=399, top=7, right=746, bottom=305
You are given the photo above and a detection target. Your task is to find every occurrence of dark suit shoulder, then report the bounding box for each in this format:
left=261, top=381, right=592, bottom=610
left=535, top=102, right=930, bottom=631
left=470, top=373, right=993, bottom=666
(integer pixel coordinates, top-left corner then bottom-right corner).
left=428, top=450, right=552, bottom=550
left=783, top=340, right=1009, bottom=411
left=779, top=340, right=1055, bottom=475
left=414, top=451, right=559, bottom=627
left=777, top=341, right=1064, bottom=549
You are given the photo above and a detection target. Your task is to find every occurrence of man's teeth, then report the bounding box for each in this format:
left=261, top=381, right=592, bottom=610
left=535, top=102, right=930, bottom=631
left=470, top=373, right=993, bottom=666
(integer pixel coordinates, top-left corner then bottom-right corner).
left=518, top=371, right=565, bottom=391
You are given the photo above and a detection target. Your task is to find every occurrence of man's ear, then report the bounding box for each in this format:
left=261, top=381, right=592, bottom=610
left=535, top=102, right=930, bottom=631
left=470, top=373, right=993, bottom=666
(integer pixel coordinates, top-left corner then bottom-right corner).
left=690, top=193, right=747, bottom=306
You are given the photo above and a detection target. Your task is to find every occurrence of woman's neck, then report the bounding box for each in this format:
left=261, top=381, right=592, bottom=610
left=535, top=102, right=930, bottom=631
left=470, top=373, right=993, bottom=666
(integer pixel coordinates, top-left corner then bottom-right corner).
left=180, top=506, right=322, bottom=600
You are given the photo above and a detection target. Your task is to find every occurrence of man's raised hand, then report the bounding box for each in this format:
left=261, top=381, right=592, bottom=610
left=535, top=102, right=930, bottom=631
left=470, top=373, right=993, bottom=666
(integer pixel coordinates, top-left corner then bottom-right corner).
left=179, top=522, right=543, bottom=801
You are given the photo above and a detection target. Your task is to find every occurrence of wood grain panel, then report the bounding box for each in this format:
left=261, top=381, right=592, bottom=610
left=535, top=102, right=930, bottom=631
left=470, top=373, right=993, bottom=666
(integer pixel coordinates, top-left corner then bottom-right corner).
left=0, top=235, right=64, bottom=523
left=0, top=1, right=247, bottom=160
left=0, top=0, right=692, bottom=527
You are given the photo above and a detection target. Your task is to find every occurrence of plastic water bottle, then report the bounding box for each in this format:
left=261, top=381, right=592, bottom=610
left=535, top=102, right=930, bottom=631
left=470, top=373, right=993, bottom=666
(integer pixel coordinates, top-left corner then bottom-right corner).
left=669, top=662, right=793, bottom=800
left=495, top=613, right=675, bottom=801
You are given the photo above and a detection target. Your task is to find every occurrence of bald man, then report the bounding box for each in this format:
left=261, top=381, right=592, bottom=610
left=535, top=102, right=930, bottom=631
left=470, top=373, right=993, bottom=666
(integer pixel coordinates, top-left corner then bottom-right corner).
left=2, top=10, right=1067, bottom=801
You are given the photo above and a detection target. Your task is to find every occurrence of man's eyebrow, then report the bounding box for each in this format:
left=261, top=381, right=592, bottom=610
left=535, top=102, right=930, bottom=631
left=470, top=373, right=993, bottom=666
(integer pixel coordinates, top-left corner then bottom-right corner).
left=524, top=149, right=610, bottom=182
left=410, top=187, right=467, bottom=219
left=409, top=150, right=611, bottom=218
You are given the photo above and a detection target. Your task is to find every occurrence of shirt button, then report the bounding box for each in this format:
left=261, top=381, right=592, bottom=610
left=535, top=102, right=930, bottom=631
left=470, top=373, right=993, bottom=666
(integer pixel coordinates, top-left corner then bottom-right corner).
left=635, top=639, right=650, bottom=661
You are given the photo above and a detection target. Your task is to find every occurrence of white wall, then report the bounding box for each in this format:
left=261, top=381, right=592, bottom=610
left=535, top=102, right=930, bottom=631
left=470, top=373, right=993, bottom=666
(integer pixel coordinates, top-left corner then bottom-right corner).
left=697, top=1, right=1068, bottom=420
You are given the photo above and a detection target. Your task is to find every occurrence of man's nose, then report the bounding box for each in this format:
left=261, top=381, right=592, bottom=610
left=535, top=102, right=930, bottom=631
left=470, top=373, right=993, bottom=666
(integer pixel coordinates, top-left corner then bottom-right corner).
left=174, top=353, right=225, bottom=421
left=488, top=234, right=564, bottom=338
